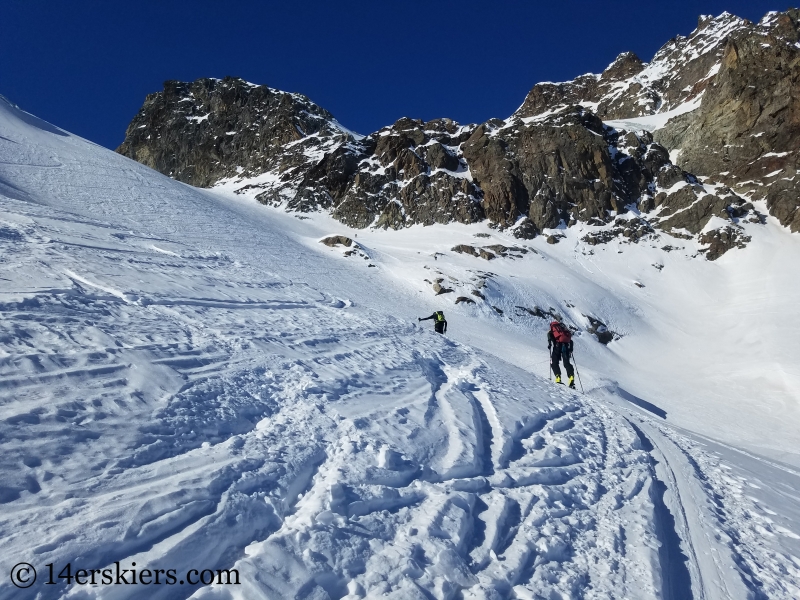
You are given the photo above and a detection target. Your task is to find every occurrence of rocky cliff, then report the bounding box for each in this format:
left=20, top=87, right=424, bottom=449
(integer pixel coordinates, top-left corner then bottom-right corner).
left=118, top=9, right=800, bottom=258
left=655, top=10, right=800, bottom=232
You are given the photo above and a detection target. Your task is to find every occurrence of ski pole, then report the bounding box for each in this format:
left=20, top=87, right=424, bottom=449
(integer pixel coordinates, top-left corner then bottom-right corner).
left=572, top=352, right=584, bottom=393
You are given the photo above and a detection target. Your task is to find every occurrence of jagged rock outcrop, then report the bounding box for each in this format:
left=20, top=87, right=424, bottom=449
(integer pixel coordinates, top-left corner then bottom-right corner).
left=583, top=216, right=655, bottom=245
left=585, top=316, right=618, bottom=344
left=463, top=107, right=681, bottom=231
left=118, top=83, right=484, bottom=229
left=331, top=118, right=484, bottom=229
left=655, top=10, right=800, bottom=231
left=699, top=226, right=752, bottom=260
left=116, top=77, right=353, bottom=189
left=508, top=10, right=797, bottom=242
left=117, top=9, right=800, bottom=258
left=515, top=12, right=749, bottom=121
left=319, top=235, right=354, bottom=247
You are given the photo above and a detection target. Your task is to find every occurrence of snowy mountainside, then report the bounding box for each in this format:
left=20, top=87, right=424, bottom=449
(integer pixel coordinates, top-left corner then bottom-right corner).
left=255, top=199, right=800, bottom=468
left=0, top=91, right=800, bottom=598
left=514, top=11, right=750, bottom=120
left=118, top=9, right=800, bottom=259
left=3, top=89, right=800, bottom=597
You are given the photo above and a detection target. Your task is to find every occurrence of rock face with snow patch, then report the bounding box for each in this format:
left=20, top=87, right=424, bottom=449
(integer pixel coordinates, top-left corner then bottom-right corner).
left=116, top=77, right=353, bottom=192
left=462, top=107, right=679, bottom=232
left=655, top=9, right=800, bottom=231
left=118, top=9, right=800, bottom=254
left=331, top=117, right=485, bottom=229
left=515, top=13, right=748, bottom=121
left=118, top=82, right=484, bottom=229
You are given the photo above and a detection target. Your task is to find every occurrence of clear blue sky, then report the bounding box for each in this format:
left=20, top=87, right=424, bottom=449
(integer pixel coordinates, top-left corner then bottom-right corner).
left=1, top=0, right=784, bottom=149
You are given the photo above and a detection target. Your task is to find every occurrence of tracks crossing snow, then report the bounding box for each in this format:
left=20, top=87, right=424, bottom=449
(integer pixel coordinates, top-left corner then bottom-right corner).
left=2, top=98, right=799, bottom=599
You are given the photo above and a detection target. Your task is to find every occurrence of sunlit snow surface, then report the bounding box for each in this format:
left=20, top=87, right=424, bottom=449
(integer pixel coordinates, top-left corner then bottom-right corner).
left=1, top=98, right=800, bottom=599
left=604, top=95, right=703, bottom=133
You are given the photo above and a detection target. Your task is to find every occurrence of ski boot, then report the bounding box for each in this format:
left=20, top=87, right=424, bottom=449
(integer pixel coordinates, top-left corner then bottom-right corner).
left=568, top=376, right=575, bottom=389
left=555, top=375, right=562, bottom=384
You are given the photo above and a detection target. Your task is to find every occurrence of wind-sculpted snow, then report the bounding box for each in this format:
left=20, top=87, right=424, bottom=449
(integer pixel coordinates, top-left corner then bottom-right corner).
left=1, top=97, right=800, bottom=598
left=0, top=192, right=655, bottom=599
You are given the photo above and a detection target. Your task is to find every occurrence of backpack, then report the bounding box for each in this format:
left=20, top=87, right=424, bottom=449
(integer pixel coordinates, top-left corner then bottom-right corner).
left=550, top=321, right=571, bottom=344
left=435, top=311, right=445, bottom=322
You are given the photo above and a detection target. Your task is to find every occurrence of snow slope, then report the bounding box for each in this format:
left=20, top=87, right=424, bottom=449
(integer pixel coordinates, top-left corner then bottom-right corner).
left=231, top=201, right=800, bottom=469
left=1, top=98, right=799, bottom=599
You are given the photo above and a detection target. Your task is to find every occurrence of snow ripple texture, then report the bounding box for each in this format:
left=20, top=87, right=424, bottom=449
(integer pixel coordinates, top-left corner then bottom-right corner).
left=0, top=98, right=799, bottom=599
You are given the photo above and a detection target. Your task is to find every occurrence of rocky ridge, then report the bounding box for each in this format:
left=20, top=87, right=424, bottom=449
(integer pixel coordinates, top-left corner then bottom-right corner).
left=515, top=12, right=749, bottom=121
left=118, top=9, right=800, bottom=259
left=655, top=10, right=800, bottom=232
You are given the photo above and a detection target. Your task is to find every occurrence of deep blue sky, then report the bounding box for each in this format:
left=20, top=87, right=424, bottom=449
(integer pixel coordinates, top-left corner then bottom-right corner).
left=1, top=1, right=784, bottom=149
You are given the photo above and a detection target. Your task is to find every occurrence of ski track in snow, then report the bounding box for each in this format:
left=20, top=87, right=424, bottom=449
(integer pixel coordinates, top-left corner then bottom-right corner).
left=1, top=101, right=799, bottom=599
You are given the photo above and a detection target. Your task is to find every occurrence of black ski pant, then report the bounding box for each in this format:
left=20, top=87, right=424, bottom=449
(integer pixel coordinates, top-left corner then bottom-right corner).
left=434, top=322, right=446, bottom=334
left=550, top=344, right=574, bottom=379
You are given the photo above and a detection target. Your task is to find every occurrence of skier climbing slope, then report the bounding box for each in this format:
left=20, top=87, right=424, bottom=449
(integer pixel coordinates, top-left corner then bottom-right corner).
left=548, top=321, right=575, bottom=388
left=0, top=96, right=798, bottom=599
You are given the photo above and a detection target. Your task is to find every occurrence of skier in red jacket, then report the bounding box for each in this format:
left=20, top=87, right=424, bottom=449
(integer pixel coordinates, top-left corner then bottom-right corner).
left=548, top=321, right=575, bottom=388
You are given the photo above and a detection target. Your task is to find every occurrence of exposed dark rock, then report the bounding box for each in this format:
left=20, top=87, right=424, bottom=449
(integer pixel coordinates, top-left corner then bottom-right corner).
left=118, top=79, right=484, bottom=231
left=432, top=283, right=453, bottom=295
left=484, top=244, right=507, bottom=254
left=656, top=165, right=688, bottom=189
left=117, top=10, right=800, bottom=244
left=373, top=201, right=405, bottom=230
left=337, top=122, right=484, bottom=229
left=422, top=142, right=460, bottom=171
left=699, top=226, right=752, bottom=260
left=583, top=216, right=656, bottom=245
left=463, top=107, right=680, bottom=230
left=394, top=147, right=427, bottom=180
left=117, top=77, right=349, bottom=189
left=451, top=244, right=516, bottom=260
left=585, top=316, right=617, bottom=344
left=515, top=305, right=564, bottom=321
left=651, top=186, right=756, bottom=235
left=320, top=235, right=353, bottom=247
left=515, top=306, right=547, bottom=319
left=601, top=52, right=645, bottom=81
left=455, top=296, right=475, bottom=304
left=582, top=230, right=616, bottom=246
left=452, top=244, right=478, bottom=256
left=512, top=217, right=539, bottom=239
left=515, top=13, right=750, bottom=121
left=654, top=9, right=800, bottom=231
left=639, top=196, right=656, bottom=213
left=658, top=193, right=728, bottom=234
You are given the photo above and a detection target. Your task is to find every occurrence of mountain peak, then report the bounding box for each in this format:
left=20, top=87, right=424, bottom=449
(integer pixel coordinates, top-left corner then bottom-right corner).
left=117, top=9, right=800, bottom=257
left=117, top=76, right=348, bottom=188
left=600, top=51, right=645, bottom=81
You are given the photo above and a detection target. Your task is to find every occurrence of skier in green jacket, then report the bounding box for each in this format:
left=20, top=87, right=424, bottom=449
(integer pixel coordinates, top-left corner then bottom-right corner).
left=419, top=311, right=447, bottom=334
